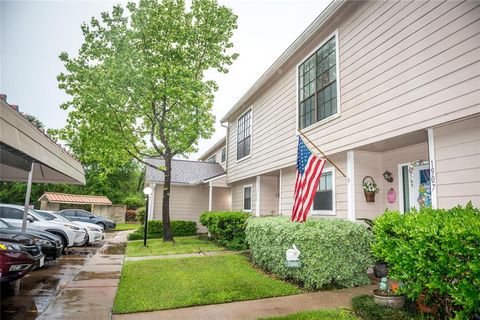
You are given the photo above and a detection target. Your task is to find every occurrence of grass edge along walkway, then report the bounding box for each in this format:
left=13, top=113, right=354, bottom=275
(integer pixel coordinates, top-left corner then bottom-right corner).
left=113, top=253, right=302, bottom=314
left=125, top=236, right=226, bottom=257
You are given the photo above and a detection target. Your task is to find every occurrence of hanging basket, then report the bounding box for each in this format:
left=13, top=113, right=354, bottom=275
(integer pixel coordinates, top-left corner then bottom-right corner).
left=363, top=176, right=377, bottom=203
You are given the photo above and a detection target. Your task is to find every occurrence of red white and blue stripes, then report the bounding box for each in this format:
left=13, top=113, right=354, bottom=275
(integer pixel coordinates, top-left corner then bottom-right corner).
left=291, top=137, right=326, bottom=222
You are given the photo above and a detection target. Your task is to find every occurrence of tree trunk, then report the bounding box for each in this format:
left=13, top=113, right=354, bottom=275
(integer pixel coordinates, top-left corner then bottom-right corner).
left=162, top=155, right=174, bottom=242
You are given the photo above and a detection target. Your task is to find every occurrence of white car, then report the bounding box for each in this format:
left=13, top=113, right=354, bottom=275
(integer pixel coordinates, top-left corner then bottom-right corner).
left=36, top=210, right=104, bottom=245
left=0, top=204, right=87, bottom=248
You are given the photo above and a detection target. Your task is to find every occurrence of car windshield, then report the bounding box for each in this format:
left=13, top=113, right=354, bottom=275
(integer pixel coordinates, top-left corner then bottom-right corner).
left=0, top=219, right=12, bottom=229
left=50, top=214, right=71, bottom=222
left=34, top=210, right=56, bottom=220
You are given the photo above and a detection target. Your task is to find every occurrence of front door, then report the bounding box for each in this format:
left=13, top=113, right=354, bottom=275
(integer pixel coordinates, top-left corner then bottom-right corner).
left=400, top=160, right=432, bottom=212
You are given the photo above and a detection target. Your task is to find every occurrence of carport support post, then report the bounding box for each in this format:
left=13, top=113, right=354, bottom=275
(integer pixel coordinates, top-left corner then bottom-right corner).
left=21, top=162, right=35, bottom=232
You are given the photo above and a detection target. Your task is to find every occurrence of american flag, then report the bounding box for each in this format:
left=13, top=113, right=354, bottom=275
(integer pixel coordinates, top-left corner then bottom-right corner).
left=291, top=137, right=326, bottom=222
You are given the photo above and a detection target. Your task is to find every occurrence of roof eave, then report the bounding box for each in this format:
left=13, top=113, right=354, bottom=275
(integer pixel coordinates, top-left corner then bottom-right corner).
left=220, top=0, right=345, bottom=123
left=198, top=137, right=226, bottom=160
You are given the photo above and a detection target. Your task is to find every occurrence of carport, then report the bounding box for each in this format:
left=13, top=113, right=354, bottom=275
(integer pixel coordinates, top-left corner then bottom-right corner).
left=0, top=94, right=85, bottom=231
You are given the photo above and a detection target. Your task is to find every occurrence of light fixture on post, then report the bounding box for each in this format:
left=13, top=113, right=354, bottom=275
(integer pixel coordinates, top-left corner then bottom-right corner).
left=143, top=186, right=153, bottom=247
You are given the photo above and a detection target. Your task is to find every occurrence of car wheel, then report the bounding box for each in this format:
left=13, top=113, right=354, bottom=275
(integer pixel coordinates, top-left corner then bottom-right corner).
left=50, top=232, right=68, bottom=252
left=79, top=233, right=89, bottom=247
left=96, top=222, right=106, bottom=230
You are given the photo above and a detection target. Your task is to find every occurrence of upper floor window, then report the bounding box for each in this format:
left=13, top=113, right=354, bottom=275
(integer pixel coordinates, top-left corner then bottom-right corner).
left=207, top=154, right=216, bottom=163
left=221, top=147, right=226, bottom=162
left=298, top=35, right=337, bottom=129
left=237, top=109, right=252, bottom=160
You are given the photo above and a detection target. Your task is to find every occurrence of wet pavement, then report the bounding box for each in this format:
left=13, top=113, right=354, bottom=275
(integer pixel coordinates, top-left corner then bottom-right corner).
left=1, top=231, right=128, bottom=320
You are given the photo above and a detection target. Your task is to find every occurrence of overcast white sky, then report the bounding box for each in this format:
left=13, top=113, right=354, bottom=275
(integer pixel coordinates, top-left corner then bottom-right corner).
left=1, top=0, right=331, bottom=159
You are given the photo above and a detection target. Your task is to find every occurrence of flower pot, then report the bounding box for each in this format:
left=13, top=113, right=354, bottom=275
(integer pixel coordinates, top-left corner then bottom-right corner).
left=373, top=290, right=406, bottom=309
left=373, top=262, right=388, bottom=278
left=364, top=191, right=375, bottom=202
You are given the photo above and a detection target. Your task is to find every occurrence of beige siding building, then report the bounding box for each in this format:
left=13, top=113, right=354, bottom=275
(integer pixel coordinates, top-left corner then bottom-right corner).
left=219, top=0, right=480, bottom=220
left=145, top=0, right=479, bottom=229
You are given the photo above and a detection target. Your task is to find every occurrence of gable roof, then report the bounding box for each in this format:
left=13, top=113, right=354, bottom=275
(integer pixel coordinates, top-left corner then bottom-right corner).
left=198, top=136, right=226, bottom=161
left=220, top=0, right=344, bottom=123
left=38, top=192, right=112, bottom=205
left=145, top=158, right=225, bottom=185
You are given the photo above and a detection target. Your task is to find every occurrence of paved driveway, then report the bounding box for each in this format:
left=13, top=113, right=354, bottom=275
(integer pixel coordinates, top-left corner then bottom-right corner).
left=1, top=231, right=128, bottom=320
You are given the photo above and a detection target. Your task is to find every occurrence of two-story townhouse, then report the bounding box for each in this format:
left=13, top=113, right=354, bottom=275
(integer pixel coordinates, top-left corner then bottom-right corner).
left=198, top=137, right=227, bottom=169
left=220, top=0, right=480, bottom=221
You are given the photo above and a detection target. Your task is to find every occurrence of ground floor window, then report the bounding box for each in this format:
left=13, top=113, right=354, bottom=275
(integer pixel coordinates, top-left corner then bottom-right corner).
left=312, top=168, right=335, bottom=215
left=243, top=185, right=252, bottom=212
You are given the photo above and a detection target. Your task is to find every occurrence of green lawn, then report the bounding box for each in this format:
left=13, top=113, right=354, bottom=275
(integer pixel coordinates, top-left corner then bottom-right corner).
left=115, top=223, right=141, bottom=231
left=126, top=236, right=225, bottom=257
left=259, top=309, right=359, bottom=320
left=113, top=254, right=302, bottom=313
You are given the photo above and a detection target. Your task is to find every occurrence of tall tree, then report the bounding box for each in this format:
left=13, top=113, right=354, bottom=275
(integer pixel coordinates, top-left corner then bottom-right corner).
left=54, top=0, right=238, bottom=241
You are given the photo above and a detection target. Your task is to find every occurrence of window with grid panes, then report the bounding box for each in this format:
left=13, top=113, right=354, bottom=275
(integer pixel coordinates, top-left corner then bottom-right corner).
left=243, top=186, right=252, bottom=211
left=207, top=154, right=216, bottom=163
left=221, top=147, right=226, bottom=162
left=237, top=109, right=251, bottom=160
left=299, top=36, right=337, bottom=129
left=313, top=171, right=333, bottom=211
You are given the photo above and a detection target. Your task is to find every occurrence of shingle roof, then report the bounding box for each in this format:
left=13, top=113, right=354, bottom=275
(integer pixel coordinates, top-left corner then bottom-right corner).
left=145, top=158, right=225, bottom=185
left=38, top=192, right=112, bottom=205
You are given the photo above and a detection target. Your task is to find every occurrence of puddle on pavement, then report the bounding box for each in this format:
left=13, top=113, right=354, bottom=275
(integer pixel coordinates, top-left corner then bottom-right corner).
left=1, top=242, right=104, bottom=320
left=100, top=242, right=126, bottom=255
left=74, top=271, right=120, bottom=281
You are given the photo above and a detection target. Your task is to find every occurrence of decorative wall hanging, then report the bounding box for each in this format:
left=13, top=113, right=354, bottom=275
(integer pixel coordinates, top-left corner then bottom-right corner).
left=383, top=170, right=393, bottom=183
left=362, top=176, right=379, bottom=203
left=387, top=188, right=396, bottom=204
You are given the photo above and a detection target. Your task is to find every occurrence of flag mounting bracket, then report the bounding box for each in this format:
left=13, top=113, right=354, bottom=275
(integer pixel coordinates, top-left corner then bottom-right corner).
left=297, top=130, right=347, bottom=178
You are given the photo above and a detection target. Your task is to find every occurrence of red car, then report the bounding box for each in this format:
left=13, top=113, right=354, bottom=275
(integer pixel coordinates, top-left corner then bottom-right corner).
left=0, top=235, right=44, bottom=283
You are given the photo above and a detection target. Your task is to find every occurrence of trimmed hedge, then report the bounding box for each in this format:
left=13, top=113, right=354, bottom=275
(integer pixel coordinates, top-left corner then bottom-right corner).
left=246, top=217, right=374, bottom=289
left=372, top=204, right=480, bottom=320
left=128, top=220, right=197, bottom=240
left=199, top=211, right=250, bottom=250
left=351, top=295, right=419, bottom=320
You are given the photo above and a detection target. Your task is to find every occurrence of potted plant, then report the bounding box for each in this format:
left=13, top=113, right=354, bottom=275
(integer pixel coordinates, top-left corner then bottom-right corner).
left=373, top=278, right=406, bottom=309
left=362, top=176, right=379, bottom=202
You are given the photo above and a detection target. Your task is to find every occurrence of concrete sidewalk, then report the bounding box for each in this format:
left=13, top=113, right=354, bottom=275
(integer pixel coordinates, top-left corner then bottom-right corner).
left=38, top=231, right=130, bottom=320
left=112, top=285, right=375, bottom=320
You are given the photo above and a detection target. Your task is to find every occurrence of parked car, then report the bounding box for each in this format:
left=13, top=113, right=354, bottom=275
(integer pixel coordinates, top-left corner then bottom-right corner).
left=0, top=219, right=63, bottom=261
left=0, top=204, right=87, bottom=248
left=0, top=232, right=44, bottom=282
left=0, top=239, right=36, bottom=283
left=58, top=209, right=116, bottom=230
left=36, top=210, right=104, bottom=245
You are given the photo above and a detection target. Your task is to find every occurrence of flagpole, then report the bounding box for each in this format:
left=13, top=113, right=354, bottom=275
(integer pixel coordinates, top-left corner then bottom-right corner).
left=298, top=129, right=347, bottom=178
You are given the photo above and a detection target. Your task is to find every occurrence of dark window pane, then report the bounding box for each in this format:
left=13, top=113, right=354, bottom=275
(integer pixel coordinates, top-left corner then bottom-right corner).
left=244, top=187, right=252, bottom=210
left=313, top=191, right=333, bottom=210
left=3, top=208, right=23, bottom=219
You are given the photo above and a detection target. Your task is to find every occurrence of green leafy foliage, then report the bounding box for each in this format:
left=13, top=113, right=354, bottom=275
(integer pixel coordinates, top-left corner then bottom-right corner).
left=246, top=217, right=374, bottom=289
left=126, top=236, right=224, bottom=257
left=260, top=309, right=359, bottom=320
left=199, top=211, right=250, bottom=250
left=371, top=203, right=480, bottom=319
left=136, top=207, right=146, bottom=224
left=351, top=295, right=422, bottom=320
left=128, top=220, right=197, bottom=240
left=54, top=0, right=238, bottom=241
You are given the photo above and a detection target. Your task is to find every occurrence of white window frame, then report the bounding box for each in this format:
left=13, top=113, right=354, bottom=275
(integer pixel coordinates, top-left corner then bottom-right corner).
left=207, top=154, right=216, bottom=163
left=311, top=167, right=336, bottom=216
left=236, top=107, right=253, bottom=162
left=221, top=147, right=226, bottom=163
left=243, top=184, right=253, bottom=212
left=295, top=29, right=341, bottom=134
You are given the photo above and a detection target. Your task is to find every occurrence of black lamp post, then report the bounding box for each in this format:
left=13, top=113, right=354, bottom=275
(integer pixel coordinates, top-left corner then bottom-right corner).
left=143, top=186, right=152, bottom=247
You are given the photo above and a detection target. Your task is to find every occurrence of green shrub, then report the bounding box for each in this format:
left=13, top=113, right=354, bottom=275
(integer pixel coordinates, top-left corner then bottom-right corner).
left=246, top=217, right=374, bottom=289
left=199, top=211, right=250, bottom=250
left=371, top=203, right=480, bottom=319
left=128, top=220, right=197, bottom=240
left=351, top=295, right=420, bottom=320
